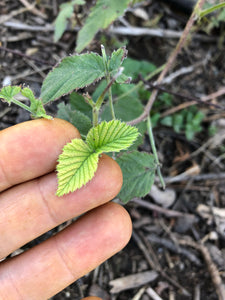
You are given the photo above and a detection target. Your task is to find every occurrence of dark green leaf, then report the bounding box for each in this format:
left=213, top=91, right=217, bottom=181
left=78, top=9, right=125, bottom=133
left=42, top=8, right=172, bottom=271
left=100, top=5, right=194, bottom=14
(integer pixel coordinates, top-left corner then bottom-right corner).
left=40, top=53, right=105, bottom=104
left=69, top=92, right=92, bottom=118
left=116, top=151, right=157, bottom=203
left=57, top=102, right=92, bottom=136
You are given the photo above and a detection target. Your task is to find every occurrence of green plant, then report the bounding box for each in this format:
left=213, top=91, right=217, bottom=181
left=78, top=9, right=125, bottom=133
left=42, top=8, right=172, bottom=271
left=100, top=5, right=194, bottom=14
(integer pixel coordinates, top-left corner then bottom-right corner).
left=197, top=1, right=225, bottom=34
left=54, top=0, right=85, bottom=43
left=0, top=46, right=158, bottom=203
left=54, top=0, right=132, bottom=52
left=160, top=106, right=205, bottom=140
left=0, top=85, right=51, bottom=119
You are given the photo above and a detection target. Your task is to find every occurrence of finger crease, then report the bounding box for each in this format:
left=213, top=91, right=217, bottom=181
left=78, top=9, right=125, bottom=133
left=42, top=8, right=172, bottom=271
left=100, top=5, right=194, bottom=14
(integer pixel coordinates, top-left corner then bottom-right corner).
left=37, top=178, right=59, bottom=226
left=3, top=269, right=23, bottom=300
left=0, top=157, right=12, bottom=191
left=53, top=236, right=77, bottom=280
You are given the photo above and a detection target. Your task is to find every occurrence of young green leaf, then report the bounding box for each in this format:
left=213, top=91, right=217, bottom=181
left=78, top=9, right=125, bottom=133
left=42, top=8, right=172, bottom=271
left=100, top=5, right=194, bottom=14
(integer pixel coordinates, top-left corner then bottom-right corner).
left=75, top=0, right=131, bottom=53
left=108, top=47, right=132, bottom=84
left=56, top=139, right=99, bottom=196
left=109, top=47, right=128, bottom=72
left=0, top=85, right=21, bottom=103
left=116, top=151, right=157, bottom=203
left=56, top=120, right=139, bottom=196
left=101, top=96, right=146, bottom=150
left=86, top=120, right=139, bottom=153
left=0, top=85, right=51, bottom=119
left=20, top=87, right=51, bottom=119
left=40, top=53, right=105, bottom=104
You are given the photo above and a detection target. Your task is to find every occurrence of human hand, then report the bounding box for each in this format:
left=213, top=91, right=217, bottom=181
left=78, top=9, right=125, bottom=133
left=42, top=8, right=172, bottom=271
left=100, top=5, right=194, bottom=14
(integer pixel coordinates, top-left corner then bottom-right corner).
left=0, top=118, right=132, bottom=299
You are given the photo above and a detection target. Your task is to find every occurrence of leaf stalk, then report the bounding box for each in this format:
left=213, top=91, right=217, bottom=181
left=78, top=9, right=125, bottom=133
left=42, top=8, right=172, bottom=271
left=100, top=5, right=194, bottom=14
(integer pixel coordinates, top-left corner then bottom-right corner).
left=147, top=115, right=165, bottom=190
left=10, top=97, right=33, bottom=114
left=101, top=45, right=116, bottom=120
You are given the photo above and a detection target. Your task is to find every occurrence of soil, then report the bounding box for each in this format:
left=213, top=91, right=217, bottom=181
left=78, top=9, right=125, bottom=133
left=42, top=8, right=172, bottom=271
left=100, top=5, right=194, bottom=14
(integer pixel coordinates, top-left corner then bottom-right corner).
left=0, top=0, right=225, bottom=299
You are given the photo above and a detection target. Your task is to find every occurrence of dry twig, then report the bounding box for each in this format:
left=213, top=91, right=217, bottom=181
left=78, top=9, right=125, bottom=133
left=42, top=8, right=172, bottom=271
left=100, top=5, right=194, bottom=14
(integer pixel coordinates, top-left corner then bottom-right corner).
left=161, top=86, right=225, bottom=117
left=128, top=0, right=207, bottom=126
left=178, top=239, right=225, bottom=300
left=132, top=230, right=190, bottom=296
left=132, top=198, right=196, bottom=219
left=18, top=0, right=47, bottom=19
left=110, top=26, right=216, bottom=42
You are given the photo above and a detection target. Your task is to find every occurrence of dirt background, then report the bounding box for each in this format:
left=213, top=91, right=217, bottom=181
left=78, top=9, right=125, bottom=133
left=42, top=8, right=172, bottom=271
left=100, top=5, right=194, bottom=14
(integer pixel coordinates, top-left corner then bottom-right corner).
left=0, top=0, right=225, bottom=299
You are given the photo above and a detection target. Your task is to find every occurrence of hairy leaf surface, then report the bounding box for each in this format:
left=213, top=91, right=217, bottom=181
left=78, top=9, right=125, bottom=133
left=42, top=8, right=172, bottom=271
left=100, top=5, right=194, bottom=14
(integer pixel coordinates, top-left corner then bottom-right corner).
left=40, top=53, right=105, bottom=103
left=116, top=151, right=157, bottom=203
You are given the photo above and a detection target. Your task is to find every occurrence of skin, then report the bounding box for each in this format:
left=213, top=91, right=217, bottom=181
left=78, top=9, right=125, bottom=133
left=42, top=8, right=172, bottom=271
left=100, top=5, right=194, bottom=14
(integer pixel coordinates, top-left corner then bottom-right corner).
left=0, top=118, right=132, bottom=300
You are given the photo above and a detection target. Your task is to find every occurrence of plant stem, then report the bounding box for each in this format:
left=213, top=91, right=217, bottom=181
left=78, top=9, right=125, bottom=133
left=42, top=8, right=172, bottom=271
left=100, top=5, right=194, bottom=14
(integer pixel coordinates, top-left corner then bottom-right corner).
left=92, top=106, right=99, bottom=127
left=199, top=2, right=225, bottom=18
left=107, top=75, right=116, bottom=120
left=11, top=98, right=33, bottom=114
left=83, top=93, right=99, bottom=127
left=101, top=45, right=115, bottom=120
left=147, top=115, right=165, bottom=190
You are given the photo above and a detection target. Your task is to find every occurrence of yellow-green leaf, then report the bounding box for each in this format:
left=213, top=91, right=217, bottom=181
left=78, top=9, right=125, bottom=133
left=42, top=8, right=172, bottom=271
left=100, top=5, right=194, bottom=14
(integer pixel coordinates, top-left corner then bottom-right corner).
left=86, top=120, right=139, bottom=153
left=56, top=139, right=99, bottom=196
left=56, top=120, right=139, bottom=196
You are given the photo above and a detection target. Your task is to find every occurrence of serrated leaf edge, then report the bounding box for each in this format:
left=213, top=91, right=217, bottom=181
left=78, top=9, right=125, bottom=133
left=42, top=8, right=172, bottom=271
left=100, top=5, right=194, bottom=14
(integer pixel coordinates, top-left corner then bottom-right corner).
left=56, top=120, right=139, bottom=196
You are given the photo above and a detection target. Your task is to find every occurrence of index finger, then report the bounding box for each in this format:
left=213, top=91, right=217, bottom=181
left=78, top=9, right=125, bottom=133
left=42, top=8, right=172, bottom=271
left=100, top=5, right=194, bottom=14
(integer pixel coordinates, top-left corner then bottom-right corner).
left=0, top=118, right=80, bottom=192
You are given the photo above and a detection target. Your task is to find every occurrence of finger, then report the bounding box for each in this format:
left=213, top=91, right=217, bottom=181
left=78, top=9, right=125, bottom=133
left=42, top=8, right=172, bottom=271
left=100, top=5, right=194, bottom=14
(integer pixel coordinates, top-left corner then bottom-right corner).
left=0, top=118, right=80, bottom=191
left=0, top=155, right=122, bottom=259
left=0, top=202, right=132, bottom=300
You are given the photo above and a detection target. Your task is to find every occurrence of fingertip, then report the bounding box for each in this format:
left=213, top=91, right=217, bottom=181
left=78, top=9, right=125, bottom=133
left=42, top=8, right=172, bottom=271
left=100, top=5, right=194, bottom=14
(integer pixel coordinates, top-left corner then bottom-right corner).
left=51, top=117, right=81, bottom=140
left=93, top=154, right=123, bottom=201
left=107, top=202, right=132, bottom=249
left=0, top=118, right=81, bottom=190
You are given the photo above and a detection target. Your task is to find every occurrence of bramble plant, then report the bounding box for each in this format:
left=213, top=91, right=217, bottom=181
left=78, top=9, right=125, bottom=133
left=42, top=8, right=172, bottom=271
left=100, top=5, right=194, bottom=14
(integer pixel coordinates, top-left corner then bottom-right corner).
left=1, top=0, right=219, bottom=203
left=0, top=46, right=158, bottom=202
